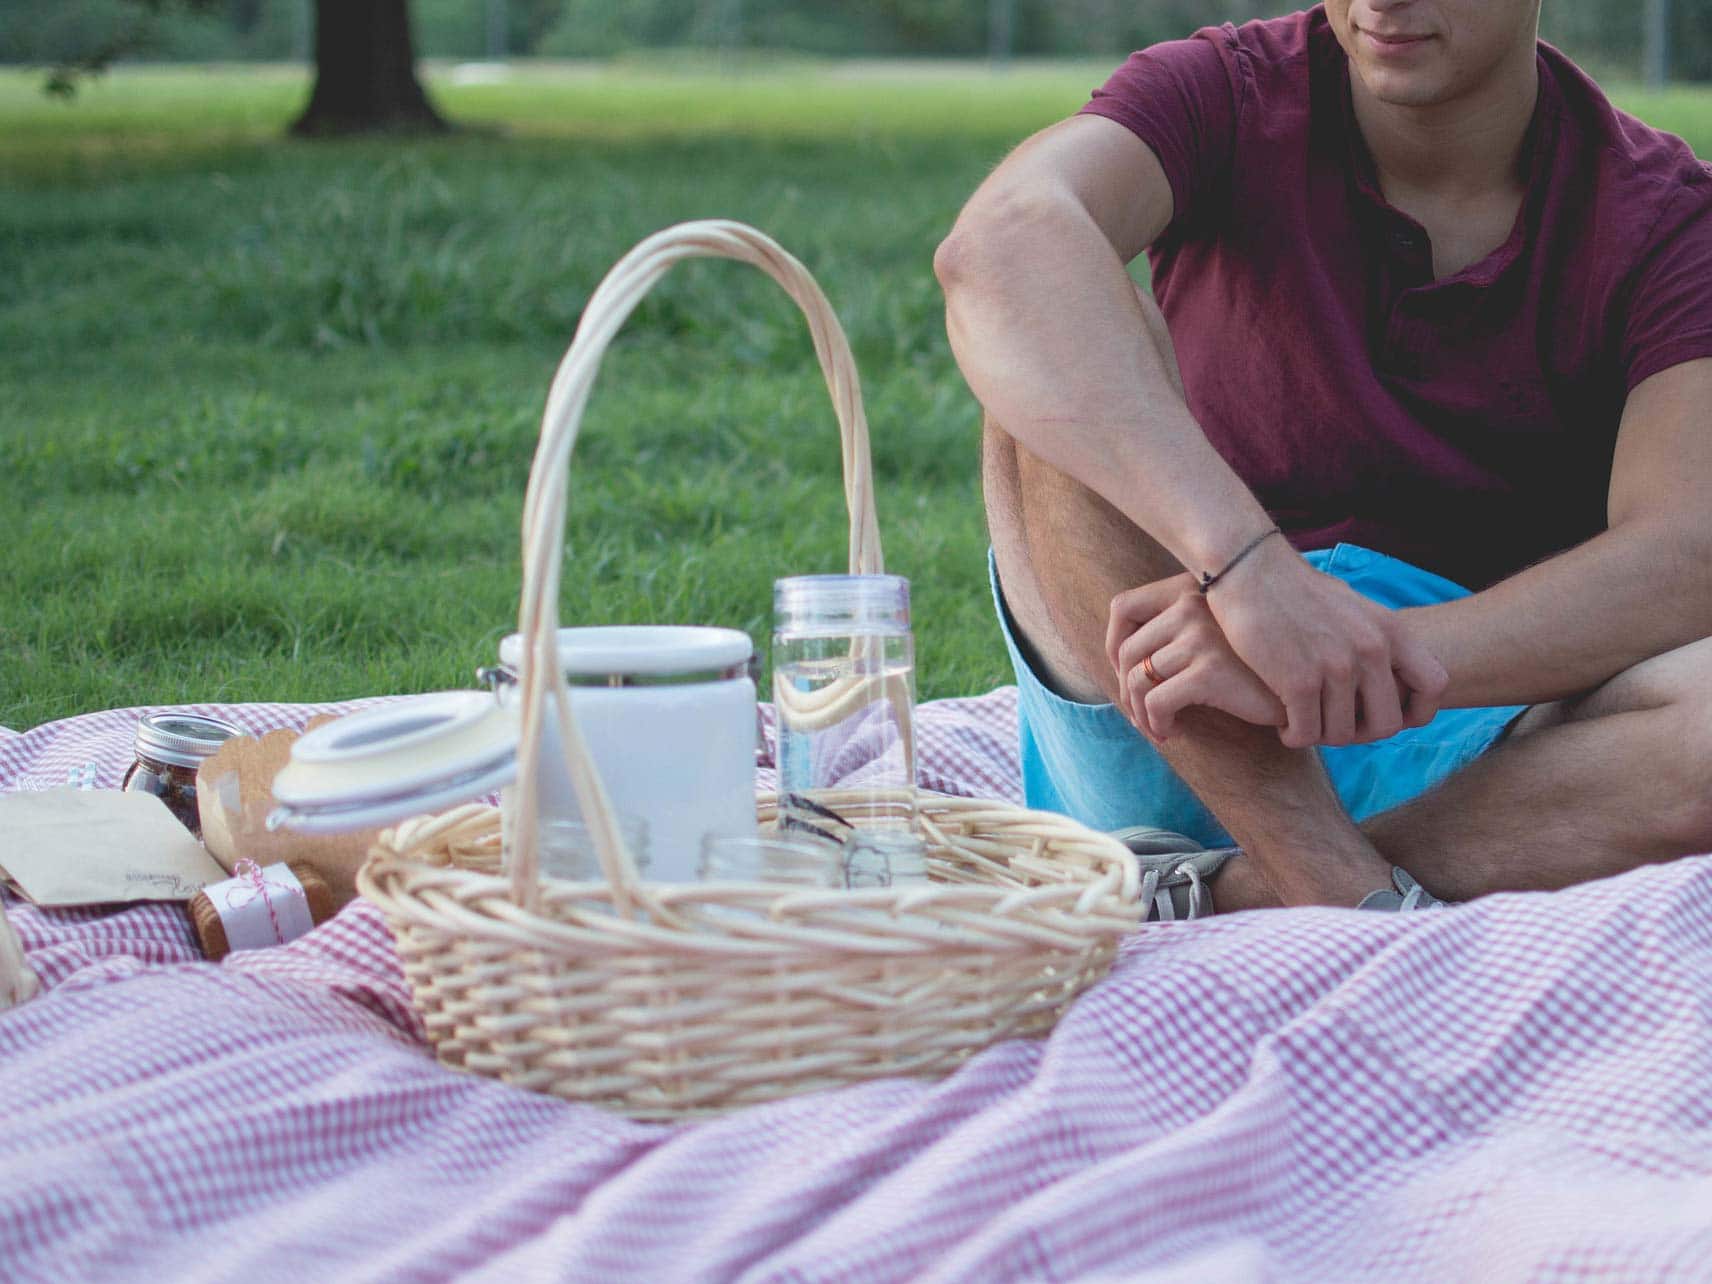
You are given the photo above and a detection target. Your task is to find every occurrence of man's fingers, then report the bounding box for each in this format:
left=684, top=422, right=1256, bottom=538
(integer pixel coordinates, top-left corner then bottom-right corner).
left=1401, top=681, right=1439, bottom=730
left=1143, top=668, right=1201, bottom=740
left=1107, top=577, right=1184, bottom=632
left=1280, top=678, right=1323, bottom=749
left=1388, top=628, right=1448, bottom=727
left=1105, top=604, right=1131, bottom=680
left=1137, top=640, right=1193, bottom=737
left=1355, top=657, right=1404, bottom=743
left=1321, top=671, right=1357, bottom=746
left=1117, top=627, right=1175, bottom=732
left=1106, top=577, right=1193, bottom=674
left=1114, top=610, right=1180, bottom=683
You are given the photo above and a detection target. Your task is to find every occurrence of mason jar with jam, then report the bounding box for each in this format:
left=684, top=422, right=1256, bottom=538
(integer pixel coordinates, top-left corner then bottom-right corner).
left=121, top=713, right=241, bottom=838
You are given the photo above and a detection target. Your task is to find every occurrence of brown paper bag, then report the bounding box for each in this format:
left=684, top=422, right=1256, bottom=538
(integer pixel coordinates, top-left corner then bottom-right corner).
left=0, top=788, right=229, bottom=905
left=197, top=721, right=380, bottom=908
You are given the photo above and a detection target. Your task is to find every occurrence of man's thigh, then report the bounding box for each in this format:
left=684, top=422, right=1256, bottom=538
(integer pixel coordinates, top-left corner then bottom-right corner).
left=982, top=419, right=1178, bottom=704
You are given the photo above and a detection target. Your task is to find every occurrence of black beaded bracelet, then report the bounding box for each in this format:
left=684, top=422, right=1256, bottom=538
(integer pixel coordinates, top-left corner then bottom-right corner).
left=1197, top=526, right=1283, bottom=595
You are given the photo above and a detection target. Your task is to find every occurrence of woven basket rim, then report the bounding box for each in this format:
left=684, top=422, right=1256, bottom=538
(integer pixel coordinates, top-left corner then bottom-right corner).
left=360, top=793, right=1142, bottom=961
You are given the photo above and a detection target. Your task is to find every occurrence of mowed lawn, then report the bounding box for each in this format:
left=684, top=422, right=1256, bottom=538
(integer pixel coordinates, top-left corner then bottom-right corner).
left=4, top=62, right=1711, bottom=729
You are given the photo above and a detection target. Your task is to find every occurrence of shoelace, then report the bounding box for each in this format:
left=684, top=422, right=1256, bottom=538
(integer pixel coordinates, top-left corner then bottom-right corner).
left=1390, top=872, right=1451, bottom=911
left=1140, top=861, right=1208, bottom=922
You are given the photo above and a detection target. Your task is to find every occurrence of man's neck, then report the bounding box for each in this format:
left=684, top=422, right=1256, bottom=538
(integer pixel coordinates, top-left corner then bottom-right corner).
left=1351, top=54, right=1541, bottom=201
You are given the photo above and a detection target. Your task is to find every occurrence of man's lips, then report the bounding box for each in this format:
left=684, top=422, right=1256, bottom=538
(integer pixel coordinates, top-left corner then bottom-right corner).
left=1360, top=29, right=1433, bottom=51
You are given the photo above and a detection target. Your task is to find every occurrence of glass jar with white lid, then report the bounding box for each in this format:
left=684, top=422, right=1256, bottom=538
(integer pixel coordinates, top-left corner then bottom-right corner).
left=270, top=625, right=760, bottom=886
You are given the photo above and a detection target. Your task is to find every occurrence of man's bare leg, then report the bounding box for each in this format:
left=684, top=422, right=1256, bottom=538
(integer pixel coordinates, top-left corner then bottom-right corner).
left=983, top=292, right=1393, bottom=908
left=988, top=426, right=1388, bottom=908
left=1358, top=639, right=1712, bottom=901
left=991, top=437, right=1712, bottom=909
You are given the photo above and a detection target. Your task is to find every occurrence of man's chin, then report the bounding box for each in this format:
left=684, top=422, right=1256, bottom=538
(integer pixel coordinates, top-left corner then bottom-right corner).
left=1353, top=66, right=1454, bottom=110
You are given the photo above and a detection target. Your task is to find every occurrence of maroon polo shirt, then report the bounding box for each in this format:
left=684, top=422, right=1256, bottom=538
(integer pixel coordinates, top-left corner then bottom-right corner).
left=1081, top=6, right=1712, bottom=590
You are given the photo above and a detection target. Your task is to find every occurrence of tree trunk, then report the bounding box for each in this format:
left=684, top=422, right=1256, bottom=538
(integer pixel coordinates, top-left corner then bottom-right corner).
left=291, top=0, right=447, bottom=137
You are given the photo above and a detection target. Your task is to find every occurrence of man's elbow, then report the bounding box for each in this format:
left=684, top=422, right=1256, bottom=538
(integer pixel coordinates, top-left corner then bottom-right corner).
left=933, top=214, right=999, bottom=295
left=931, top=229, right=971, bottom=293
left=935, top=189, right=1073, bottom=294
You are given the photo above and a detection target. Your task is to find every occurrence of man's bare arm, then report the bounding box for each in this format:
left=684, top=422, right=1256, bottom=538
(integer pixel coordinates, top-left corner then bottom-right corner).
left=937, top=115, right=1445, bottom=745
left=1403, top=358, right=1712, bottom=709
left=935, top=115, right=1271, bottom=572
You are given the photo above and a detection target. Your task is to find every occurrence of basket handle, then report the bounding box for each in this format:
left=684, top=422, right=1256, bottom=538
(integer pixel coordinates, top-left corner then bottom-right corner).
left=508, top=220, right=884, bottom=912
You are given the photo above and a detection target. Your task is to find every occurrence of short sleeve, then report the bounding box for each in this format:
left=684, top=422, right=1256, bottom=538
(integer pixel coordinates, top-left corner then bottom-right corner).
left=1622, top=173, right=1712, bottom=391
left=1078, top=27, right=1241, bottom=235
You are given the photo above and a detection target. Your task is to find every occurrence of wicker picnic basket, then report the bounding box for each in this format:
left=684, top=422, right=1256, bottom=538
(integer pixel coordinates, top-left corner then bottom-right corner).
left=357, top=220, right=1144, bottom=1120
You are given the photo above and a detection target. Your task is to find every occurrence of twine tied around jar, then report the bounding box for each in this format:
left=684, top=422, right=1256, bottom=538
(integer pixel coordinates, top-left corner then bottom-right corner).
left=227, top=858, right=293, bottom=945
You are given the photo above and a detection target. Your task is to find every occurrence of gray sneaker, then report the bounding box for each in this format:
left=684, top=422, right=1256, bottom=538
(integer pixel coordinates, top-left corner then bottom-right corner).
left=1109, top=826, right=1240, bottom=922
left=1356, top=866, right=1451, bottom=912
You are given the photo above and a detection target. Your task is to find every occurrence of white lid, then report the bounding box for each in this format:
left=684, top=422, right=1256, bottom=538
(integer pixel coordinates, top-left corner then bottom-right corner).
left=498, top=625, right=753, bottom=677
left=270, top=691, right=520, bottom=834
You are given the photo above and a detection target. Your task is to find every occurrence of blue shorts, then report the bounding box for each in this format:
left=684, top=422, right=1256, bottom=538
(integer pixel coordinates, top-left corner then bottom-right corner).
left=990, top=544, right=1528, bottom=845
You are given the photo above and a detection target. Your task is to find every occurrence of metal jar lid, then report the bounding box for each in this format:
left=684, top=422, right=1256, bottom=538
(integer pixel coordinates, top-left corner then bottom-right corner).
left=134, top=713, right=242, bottom=769
left=495, top=626, right=756, bottom=687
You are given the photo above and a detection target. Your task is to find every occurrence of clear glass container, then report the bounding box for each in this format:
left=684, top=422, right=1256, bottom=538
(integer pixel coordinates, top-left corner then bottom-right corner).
left=537, top=816, right=651, bottom=883
left=844, top=829, right=931, bottom=888
left=698, top=833, right=844, bottom=888
left=121, top=713, right=242, bottom=838
left=772, top=574, right=918, bottom=844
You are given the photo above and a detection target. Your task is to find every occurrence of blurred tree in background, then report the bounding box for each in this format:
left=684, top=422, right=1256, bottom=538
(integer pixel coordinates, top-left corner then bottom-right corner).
left=293, top=0, right=445, bottom=134
left=13, top=0, right=449, bottom=132
left=3, top=0, right=1710, bottom=81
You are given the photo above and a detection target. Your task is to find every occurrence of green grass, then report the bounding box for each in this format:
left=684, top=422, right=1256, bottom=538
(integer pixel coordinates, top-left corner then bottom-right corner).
left=0, top=61, right=1121, bottom=728
left=4, top=63, right=1712, bottom=729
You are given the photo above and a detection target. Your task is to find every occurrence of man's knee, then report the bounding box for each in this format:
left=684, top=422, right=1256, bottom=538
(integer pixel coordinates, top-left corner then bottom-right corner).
left=1593, top=640, right=1712, bottom=852
left=1573, top=636, right=1712, bottom=722
left=1651, top=696, right=1712, bottom=853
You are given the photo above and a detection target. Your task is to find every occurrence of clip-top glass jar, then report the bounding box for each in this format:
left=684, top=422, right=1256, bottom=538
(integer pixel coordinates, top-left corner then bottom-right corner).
left=121, top=713, right=242, bottom=838
left=772, top=574, right=921, bottom=849
left=698, top=832, right=843, bottom=888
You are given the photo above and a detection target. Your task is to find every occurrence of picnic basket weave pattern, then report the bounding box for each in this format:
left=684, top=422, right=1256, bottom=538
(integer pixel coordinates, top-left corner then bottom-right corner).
left=358, top=220, right=1144, bottom=1119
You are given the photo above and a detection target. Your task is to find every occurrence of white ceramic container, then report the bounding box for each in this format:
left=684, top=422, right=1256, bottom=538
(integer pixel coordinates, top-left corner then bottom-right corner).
left=493, top=625, right=759, bottom=883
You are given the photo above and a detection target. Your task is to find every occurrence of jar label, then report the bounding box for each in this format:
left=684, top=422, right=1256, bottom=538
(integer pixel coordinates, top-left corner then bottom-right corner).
left=208, top=862, right=316, bottom=953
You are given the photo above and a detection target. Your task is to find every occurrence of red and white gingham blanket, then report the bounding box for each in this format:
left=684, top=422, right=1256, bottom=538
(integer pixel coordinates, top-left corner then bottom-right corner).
left=2, top=694, right=1710, bottom=1282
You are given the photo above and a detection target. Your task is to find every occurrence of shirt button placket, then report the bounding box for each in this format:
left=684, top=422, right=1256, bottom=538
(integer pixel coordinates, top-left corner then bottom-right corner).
left=1383, top=303, right=1423, bottom=379
left=1392, top=227, right=1428, bottom=272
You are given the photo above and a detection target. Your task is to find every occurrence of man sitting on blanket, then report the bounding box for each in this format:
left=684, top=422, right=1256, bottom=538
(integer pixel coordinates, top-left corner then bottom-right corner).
left=934, top=0, right=1712, bottom=917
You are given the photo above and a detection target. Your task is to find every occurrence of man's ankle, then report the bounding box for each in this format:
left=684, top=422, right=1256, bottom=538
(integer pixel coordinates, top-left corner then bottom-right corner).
left=1207, top=852, right=1282, bottom=912
left=1203, top=845, right=1396, bottom=913
left=1242, top=837, right=1392, bottom=908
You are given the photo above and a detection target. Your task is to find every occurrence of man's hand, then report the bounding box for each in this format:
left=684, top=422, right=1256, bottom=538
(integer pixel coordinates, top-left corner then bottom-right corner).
left=1106, top=574, right=1285, bottom=740
left=1107, top=543, right=1449, bottom=747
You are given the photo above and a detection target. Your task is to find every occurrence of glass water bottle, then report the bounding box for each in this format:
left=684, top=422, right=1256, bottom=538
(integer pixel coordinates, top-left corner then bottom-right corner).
left=772, top=575, right=922, bottom=863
